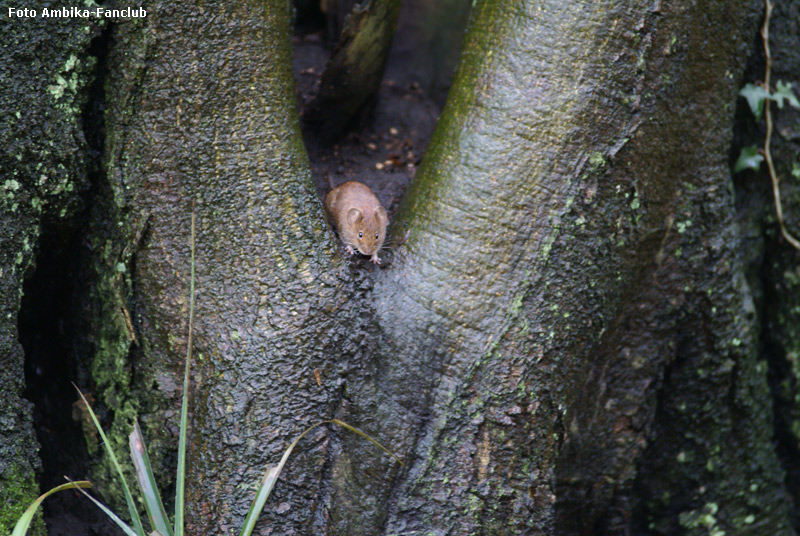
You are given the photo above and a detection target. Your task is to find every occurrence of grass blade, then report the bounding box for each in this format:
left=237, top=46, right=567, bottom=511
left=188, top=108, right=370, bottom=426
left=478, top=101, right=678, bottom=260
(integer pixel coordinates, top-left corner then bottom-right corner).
left=238, top=466, right=279, bottom=536
left=175, top=207, right=196, bottom=536
left=329, top=419, right=404, bottom=467
left=239, top=423, right=324, bottom=536
left=64, top=477, right=141, bottom=536
left=239, top=420, right=402, bottom=536
left=130, top=421, right=174, bottom=536
left=11, top=481, right=91, bottom=536
left=74, top=385, right=146, bottom=536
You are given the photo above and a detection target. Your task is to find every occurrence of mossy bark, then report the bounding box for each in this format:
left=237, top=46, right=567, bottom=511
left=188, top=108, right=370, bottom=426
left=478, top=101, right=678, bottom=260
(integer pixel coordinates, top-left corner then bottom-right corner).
left=752, top=0, right=800, bottom=529
left=322, top=0, right=792, bottom=534
left=307, top=0, right=403, bottom=140
left=5, top=0, right=799, bottom=535
left=0, top=6, right=100, bottom=535
left=98, top=1, right=368, bottom=533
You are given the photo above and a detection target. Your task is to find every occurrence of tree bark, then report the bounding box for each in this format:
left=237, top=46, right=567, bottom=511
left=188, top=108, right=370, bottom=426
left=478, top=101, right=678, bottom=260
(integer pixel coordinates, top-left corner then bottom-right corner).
left=332, top=0, right=793, bottom=534
left=307, top=0, right=403, bottom=140
left=748, top=0, right=800, bottom=530
left=0, top=8, right=100, bottom=535
left=99, top=1, right=365, bottom=533
left=4, top=0, right=800, bottom=535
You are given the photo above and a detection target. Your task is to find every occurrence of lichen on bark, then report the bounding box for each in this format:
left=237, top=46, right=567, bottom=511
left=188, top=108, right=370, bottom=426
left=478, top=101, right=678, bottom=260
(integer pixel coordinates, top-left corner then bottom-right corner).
left=0, top=6, right=101, bottom=533
left=97, top=1, right=367, bottom=533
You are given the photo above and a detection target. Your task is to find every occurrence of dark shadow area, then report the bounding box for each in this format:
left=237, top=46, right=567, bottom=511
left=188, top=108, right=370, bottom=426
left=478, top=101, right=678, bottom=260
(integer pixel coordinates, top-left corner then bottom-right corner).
left=293, top=0, right=471, bottom=217
left=19, top=22, right=123, bottom=536
left=19, top=216, right=121, bottom=536
left=732, top=26, right=800, bottom=533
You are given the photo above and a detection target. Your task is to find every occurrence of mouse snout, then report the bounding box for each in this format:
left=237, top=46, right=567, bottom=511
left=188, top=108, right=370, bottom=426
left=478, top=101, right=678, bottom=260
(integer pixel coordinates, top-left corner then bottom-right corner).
left=358, top=243, right=376, bottom=256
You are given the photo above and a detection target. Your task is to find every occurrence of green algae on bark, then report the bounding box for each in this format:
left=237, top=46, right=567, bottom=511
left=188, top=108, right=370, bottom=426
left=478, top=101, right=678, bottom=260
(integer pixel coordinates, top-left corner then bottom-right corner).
left=0, top=7, right=101, bottom=533
left=307, top=0, right=403, bottom=140
left=99, top=1, right=366, bottom=533
left=315, top=0, right=794, bottom=534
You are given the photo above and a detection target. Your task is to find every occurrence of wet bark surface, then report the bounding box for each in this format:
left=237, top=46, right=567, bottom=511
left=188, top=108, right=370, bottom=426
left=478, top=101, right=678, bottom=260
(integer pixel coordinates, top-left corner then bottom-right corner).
left=4, top=0, right=800, bottom=535
left=98, top=1, right=366, bottom=534
left=334, top=0, right=792, bottom=534
left=0, top=7, right=102, bottom=535
left=743, top=0, right=800, bottom=530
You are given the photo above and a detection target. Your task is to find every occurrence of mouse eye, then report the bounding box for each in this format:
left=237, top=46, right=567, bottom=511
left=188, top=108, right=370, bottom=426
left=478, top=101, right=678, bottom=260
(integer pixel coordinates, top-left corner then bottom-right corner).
left=375, top=233, right=379, bottom=239
left=358, top=232, right=363, bottom=238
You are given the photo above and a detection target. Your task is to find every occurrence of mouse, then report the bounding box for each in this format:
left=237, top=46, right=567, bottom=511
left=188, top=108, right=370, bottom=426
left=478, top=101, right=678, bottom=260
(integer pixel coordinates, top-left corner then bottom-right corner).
left=325, top=180, right=388, bottom=264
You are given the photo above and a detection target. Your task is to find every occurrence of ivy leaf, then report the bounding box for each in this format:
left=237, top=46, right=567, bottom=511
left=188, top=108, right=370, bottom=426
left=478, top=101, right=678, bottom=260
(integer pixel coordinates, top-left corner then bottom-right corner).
left=735, top=146, right=764, bottom=173
left=739, top=83, right=770, bottom=119
left=773, top=80, right=800, bottom=110
left=792, top=162, right=800, bottom=180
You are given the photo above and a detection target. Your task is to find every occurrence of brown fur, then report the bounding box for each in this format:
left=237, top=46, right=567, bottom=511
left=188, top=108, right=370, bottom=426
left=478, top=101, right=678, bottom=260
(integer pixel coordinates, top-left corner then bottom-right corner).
left=325, top=181, right=388, bottom=264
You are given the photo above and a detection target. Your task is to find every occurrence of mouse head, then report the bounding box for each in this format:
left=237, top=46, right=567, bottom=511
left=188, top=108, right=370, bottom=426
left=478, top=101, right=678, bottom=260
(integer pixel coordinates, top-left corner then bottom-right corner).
left=345, top=206, right=388, bottom=256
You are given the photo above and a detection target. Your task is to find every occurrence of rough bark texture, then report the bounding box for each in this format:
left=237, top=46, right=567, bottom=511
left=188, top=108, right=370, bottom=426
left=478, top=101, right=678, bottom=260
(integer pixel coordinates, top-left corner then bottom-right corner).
left=4, top=0, right=800, bottom=535
left=0, top=7, right=100, bottom=534
left=326, top=0, right=792, bottom=534
left=98, top=1, right=368, bottom=534
left=752, top=0, right=800, bottom=530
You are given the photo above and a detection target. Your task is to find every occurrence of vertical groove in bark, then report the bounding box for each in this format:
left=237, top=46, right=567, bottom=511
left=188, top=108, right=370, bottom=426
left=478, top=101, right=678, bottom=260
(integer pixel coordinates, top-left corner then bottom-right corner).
left=757, top=0, right=800, bottom=529
left=614, top=1, right=793, bottom=534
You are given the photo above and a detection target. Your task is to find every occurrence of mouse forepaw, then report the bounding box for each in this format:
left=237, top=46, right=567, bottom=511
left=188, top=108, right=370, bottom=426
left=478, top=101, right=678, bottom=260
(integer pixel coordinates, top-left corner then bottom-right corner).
left=370, top=254, right=382, bottom=265
left=345, top=245, right=356, bottom=256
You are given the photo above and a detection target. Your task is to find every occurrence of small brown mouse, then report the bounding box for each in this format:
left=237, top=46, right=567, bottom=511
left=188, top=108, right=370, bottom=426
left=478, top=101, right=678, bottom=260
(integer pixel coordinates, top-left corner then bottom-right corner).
left=325, top=180, right=388, bottom=264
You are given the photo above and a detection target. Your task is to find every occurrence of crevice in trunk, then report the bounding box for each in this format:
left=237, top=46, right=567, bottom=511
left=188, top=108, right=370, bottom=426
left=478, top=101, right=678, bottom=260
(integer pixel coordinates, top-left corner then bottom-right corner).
left=19, top=212, right=95, bottom=531
left=730, top=26, right=800, bottom=533
left=19, top=22, right=120, bottom=536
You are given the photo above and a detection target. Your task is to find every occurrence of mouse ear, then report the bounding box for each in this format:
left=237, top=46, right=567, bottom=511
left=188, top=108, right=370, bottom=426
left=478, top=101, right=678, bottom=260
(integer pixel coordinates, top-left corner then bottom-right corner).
left=375, top=206, right=388, bottom=223
left=347, top=207, right=363, bottom=225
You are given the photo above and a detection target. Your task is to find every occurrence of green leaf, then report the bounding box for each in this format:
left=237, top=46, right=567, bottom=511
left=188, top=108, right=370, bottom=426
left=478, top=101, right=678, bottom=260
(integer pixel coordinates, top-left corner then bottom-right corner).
left=174, top=207, right=196, bottom=536
left=735, top=145, right=764, bottom=173
left=64, top=477, right=141, bottom=536
left=238, top=419, right=402, bottom=536
left=792, top=161, right=800, bottom=180
left=130, top=421, right=174, bottom=536
left=773, top=80, right=800, bottom=110
left=12, top=481, right=92, bottom=536
left=74, top=385, right=147, bottom=536
left=739, top=83, right=770, bottom=119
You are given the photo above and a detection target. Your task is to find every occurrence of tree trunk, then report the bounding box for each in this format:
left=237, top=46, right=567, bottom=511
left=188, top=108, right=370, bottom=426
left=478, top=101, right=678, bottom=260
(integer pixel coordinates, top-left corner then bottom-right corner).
left=746, top=0, right=800, bottom=530
left=343, top=0, right=793, bottom=534
left=0, top=8, right=100, bottom=535
left=3, top=0, right=800, bottom=535
left=98, top=1, right=363, bottom=533
left=307, top=0, right=403, bottom=140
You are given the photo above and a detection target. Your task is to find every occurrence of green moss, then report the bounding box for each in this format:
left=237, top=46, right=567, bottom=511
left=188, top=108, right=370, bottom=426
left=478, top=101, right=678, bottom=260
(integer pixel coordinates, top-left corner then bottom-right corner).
left=4, top=179, right=21, bottom=191
left=630, top=191, right=640, bottom=210
left=0, top=465, right=43, bottom=536
left=588, top=151, right=606, bottom=171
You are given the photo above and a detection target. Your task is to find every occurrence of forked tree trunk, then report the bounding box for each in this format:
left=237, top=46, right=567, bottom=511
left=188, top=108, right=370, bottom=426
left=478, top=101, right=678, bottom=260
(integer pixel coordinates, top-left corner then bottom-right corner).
left=2, top=0, right=799, bottom=535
